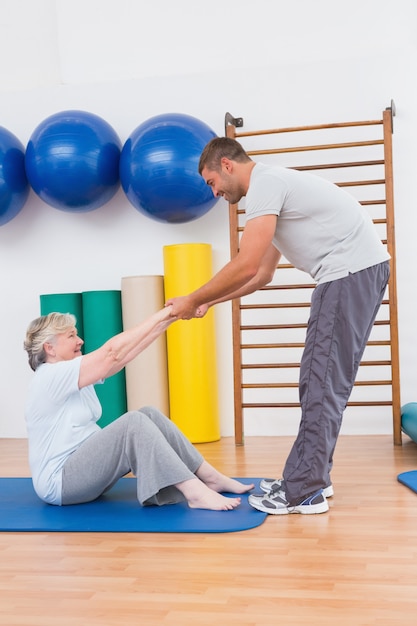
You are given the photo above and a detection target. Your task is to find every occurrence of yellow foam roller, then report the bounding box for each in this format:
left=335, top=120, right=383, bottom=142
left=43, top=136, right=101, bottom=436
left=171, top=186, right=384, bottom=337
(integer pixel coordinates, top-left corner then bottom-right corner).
left=163, top=243, right=220, bottom=443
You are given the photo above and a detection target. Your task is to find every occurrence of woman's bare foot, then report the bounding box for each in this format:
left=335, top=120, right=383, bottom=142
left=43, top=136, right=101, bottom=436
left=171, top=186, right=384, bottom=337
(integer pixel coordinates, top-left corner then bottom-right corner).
left=175, top=477, right=242, bottom=511
left=196, top=461, right=255, bottom=494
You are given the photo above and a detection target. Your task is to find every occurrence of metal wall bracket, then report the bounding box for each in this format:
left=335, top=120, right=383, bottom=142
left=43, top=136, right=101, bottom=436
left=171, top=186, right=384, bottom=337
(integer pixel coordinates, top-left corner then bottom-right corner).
left=386, top=99, right=396, bottom=133
left=224, top=112, right=244, bottom=136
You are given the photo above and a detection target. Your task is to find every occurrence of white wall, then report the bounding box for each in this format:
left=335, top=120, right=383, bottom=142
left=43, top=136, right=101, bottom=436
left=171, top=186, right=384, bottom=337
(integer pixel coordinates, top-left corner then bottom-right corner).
left=1, top=0, right=416, bottom=438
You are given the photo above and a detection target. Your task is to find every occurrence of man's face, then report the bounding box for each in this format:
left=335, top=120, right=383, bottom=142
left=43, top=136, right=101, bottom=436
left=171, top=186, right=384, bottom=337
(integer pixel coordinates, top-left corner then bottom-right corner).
left=201, top=159, right=245, bottom=205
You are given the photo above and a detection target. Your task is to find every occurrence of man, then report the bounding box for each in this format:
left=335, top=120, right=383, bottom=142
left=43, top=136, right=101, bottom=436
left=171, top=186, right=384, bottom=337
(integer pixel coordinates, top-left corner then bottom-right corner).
left=166, top=137, right=390, bottom=515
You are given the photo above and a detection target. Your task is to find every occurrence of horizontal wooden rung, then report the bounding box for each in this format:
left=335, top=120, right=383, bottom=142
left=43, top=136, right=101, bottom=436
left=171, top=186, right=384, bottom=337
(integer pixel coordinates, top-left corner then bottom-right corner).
left=242, top=382, right=299, bottom=389
left=361, top=199, right=386, bottom=206
left=240, top=301, right=389, bottom=310
left=234, top=119, right=383, bottom=138
left=293, top=159, right=385, bottom=171
left=241, top=339, right=391, bottom=350
left=354, top=379, right=393, bottom=386
left=243, top=402, right=300, bottom=408
left=247, top=139, right=384, bottom=157
left=347, top=401, right=393, bottom=407
left=240, top=299, right=390, bottom=310
left=241, top=319, right=390, bottom=330
left=260, top=283, right=315, bottom=291
left=242, top=400, right=393, bottom=408
left=242, top=379, right=392, bottom=389
left=242, top=342, right=306, bottom=349
left=241, top=359, right=392, bottom=369
left=337, top=179, right=385, bottom=187
left=358, top=360, right=392, bottom=367
left=240, top=302, right=311, bottom=310
left=242, top=363, right=301, bottom=369
left=241, top=323, right=308, bottom=330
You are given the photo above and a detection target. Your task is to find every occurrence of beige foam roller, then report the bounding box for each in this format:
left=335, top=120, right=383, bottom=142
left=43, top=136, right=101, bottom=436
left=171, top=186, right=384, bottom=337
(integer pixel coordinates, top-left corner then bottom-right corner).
left=121, top=275, right=169, bottom=416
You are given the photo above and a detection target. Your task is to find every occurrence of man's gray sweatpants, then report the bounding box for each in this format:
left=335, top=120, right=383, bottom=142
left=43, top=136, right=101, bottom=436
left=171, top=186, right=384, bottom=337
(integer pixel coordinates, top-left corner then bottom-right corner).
left=282, top=261, right=390, bottom=505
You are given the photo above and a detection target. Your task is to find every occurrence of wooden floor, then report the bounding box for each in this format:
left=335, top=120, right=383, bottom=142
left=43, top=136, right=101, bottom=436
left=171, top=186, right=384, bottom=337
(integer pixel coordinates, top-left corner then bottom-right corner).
left=1, top=435, right=417, bottom=625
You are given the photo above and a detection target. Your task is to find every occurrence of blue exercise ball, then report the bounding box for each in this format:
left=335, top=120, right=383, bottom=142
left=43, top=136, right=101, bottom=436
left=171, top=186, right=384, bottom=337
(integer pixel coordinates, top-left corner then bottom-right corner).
left=401, top=403, right=417, bottom=443
left=25, top=110, right=121, bottom=212
left=120, top=113, right=219, bottom=224
left=0, top=127, right=29, bottom=226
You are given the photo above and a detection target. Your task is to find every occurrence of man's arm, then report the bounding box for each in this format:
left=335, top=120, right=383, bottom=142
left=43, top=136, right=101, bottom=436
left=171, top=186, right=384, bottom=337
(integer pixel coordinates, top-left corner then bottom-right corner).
left=166, top=215, right=278, bottom=319
left=203, top=243, right=281, bottom=306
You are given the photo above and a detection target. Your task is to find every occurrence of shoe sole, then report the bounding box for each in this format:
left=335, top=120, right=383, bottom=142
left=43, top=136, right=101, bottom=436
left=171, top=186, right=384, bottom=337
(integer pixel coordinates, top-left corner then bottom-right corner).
left=260, top=481, right=334, bottom=499
left=249, top=495, right=329, bottom=515
left=323, top=485, right=334, bottom=498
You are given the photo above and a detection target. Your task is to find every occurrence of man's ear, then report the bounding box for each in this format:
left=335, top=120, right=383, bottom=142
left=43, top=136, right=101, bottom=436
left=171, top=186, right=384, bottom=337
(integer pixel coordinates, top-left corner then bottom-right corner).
left=221, top=157, right=233, bottom=173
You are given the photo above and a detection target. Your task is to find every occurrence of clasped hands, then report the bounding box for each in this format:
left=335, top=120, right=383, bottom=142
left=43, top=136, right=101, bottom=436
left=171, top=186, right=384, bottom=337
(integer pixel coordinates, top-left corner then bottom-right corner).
left=165, top=296, right=209, bottom=320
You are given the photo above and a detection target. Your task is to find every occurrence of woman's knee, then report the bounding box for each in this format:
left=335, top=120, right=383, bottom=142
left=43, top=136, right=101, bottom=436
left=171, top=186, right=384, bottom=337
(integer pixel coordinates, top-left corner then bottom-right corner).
left=137, top=406, right=169, bottom=427
left=116, top=408, right=169, bottom=442
left=113, top=410, right=150, bottom=436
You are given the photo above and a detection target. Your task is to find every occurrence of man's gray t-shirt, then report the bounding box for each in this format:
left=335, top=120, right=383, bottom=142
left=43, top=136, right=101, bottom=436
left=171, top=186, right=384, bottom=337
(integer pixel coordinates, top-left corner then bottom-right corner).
left=245, top=163, right=390, bottom=284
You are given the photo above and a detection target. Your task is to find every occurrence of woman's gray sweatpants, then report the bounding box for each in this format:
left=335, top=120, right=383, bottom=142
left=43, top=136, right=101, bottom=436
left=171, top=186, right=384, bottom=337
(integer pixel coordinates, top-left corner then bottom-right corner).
left=61, top=406, right=204, bottom=506
left=282, top=261, right=390, bottom=506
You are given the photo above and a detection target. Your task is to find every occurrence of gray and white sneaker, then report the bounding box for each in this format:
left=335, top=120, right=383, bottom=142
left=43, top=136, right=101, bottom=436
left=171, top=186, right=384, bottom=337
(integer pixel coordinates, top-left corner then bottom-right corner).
left=249, top=488, right=329, bottom=515
left=260, top=477, right=334, bottom=499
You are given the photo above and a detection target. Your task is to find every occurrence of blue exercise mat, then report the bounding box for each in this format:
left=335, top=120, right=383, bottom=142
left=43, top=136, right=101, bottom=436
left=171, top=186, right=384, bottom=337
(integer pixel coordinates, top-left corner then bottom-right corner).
left=397, top=470, right=417, bottom=494
left=0, top=477, right=266, bottom=533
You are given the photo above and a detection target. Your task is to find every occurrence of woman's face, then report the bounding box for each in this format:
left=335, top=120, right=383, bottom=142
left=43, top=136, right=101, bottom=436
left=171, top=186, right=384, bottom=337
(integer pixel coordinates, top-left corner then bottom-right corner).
left=46, top=326, right=84, bottom=362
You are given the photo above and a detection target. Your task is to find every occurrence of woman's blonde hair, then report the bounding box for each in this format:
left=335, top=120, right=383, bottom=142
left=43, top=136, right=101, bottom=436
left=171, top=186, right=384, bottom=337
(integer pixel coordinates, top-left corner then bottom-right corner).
left=24, top=312, right=77, bottom=371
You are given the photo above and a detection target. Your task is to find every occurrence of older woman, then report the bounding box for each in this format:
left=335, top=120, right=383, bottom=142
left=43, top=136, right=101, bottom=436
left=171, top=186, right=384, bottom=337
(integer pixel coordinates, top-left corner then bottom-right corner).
left=24, top=308, right=253, bottom=510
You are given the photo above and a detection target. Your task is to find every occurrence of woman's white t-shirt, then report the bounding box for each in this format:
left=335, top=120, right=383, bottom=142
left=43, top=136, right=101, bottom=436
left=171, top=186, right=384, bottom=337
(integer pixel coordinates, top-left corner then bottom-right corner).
left=25, top=357, right=102, bottom=504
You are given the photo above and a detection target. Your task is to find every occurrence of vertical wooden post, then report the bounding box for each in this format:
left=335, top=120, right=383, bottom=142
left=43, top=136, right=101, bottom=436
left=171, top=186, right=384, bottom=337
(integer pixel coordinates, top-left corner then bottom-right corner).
left=226, top=121, right=244, bottom=444
left=383, top=106, right=402, bottom=445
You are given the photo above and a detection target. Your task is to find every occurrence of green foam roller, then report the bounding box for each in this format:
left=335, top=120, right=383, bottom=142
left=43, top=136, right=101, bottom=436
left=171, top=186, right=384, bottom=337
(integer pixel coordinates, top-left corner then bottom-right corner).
left=82, top=290, right=127, bottom=427
left=40, top=293, right=84, bottom=338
